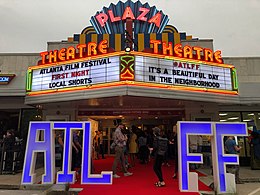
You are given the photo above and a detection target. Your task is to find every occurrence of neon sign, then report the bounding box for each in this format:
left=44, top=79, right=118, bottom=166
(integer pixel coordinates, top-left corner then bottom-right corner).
left=178, top=121, right=247, bottom=194
left=90, top=1, right=169, bottom=34
left=40, top=40, right=108, bottom=65
left=96, top=6, right=162, bottom=28
left=0, top=74, right=16, bottom=85
left=39, top=39, right=223, bottom=66
left=150, top=40, right=223, bottom=64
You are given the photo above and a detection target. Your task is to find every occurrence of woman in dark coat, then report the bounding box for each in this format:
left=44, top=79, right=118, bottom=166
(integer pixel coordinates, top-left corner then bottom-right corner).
left=153, top=127, right=168, bottom=187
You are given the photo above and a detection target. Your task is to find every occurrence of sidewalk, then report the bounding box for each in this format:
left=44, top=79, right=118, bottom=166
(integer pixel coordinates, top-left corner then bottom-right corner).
left=198, top=166, right=260, bottom=195
left=0, top=166, right=259, bottom=194
left=0, top=168, right=70, bottom=195
left=0, top=168, right=45, bottom=188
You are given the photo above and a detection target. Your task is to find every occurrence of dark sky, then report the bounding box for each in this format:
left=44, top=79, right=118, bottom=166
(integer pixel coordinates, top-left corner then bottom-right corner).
left=0, top=0, right=259, bottom=57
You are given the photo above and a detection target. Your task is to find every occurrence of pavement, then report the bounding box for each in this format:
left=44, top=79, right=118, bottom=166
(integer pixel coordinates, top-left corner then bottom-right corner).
left=0, top=166, right=259, bottom=195
left=0, top=168, right=72, bottom=195
left=197, top=166, right=260, bottom=195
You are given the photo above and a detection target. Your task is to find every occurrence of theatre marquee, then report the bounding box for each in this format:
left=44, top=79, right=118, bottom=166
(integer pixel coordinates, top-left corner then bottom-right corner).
left=26, top=51, right=238, bottom=96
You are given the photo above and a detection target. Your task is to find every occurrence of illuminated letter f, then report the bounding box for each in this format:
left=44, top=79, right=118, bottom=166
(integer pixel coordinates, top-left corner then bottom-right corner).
left=178, top=121, right=213, bottom=192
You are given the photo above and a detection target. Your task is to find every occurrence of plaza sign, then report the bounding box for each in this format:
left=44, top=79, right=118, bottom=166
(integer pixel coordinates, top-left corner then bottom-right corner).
left=90, top=0, right=169, bottom=34
left=22, top=121, right=247, bottom=194
left=95, top=6, right=162, bottom=28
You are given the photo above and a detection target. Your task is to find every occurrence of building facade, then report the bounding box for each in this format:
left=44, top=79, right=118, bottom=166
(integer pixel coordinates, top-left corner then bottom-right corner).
left=1, top=0, right=260, bottom=165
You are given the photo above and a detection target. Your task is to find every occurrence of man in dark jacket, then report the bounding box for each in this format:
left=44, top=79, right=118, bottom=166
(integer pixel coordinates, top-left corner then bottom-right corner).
left=4, top=130, right=15, bottom=171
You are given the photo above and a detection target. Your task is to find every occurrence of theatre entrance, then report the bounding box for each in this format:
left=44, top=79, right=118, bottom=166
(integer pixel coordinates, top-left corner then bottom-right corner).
left=76, top=96, right=185, bottom=156
left=77, top=114, right=184, bottom=156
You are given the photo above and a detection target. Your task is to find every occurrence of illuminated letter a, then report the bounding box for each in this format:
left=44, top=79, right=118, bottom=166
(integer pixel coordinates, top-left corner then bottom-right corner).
left=22, top=122, right=55, bottom=184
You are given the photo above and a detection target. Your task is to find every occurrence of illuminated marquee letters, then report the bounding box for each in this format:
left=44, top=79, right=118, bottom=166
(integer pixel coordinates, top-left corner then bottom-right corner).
left=211, top=123, right=247, bottom=193
left=40, top=40, right=108, bottom=65
left=22, top=121, right=247, bottom=193
left=178, top=121, right=247, bottom=193
left=178, top=122, right=213, bottom=192
left=150, top=40, right=223, bottom=64
left=22, top=122, right=55, bottom=184
left=54, top=122, right=82, bottom=184
left=22, top=121, right=112, bottom=185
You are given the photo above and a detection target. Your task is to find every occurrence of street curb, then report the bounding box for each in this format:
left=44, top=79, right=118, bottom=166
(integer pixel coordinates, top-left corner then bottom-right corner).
left=20, top=184, right=53, bottom=191
left=43, top=184, right=69, bottom=194
left=241, top=178, right=260, bottom=183
left=0, top=184, right=20, bottom=190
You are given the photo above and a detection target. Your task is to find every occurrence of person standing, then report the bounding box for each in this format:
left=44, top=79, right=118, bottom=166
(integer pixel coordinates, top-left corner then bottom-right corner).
left=189, top=135, right=199, bottom=169
left=72, top=130, right=82, bottom=170
left=129, top=127, right=138, bottom=167
left=93, top=131, right=100, bottom=160
left=98, top=130, right=105, bottom=159
left=57, top=131, right=79, bottom=172
left=138, top=131, right=148, bottom=164
left=172, top=125, right=178, bottom=179
left=3, top=130, right=15, bottom=171
left=147, top=129, right=154, bottom=162
left=153, top=127, right=168, bottom=187
left=225, top=136, right=243, bottom=184
left=112, top=123, right=133, bottom=178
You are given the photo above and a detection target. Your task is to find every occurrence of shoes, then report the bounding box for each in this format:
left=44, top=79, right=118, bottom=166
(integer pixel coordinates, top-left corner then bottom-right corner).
left=113, top=174, right=120, bottom=178
left=124, top=172, right=133, bottom=177
left=155, top=181, right=166, bottom=187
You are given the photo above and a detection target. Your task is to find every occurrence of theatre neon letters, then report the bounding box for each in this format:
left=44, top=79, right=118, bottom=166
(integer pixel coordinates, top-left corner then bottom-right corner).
left=39, top=39, right=223, bottom=65
left=40, top=40, right=108, bottom=65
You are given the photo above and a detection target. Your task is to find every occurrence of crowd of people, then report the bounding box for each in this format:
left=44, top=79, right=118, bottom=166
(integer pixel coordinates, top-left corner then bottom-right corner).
left=0, top=129, right=22, bottom=173
left=110, top=123, right=180, bottom=187
left=93, top=130, right=105, bottom=160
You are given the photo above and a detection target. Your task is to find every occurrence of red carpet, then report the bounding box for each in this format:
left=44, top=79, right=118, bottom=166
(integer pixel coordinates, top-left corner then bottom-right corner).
left=70, top=156, right=211, bottom=195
